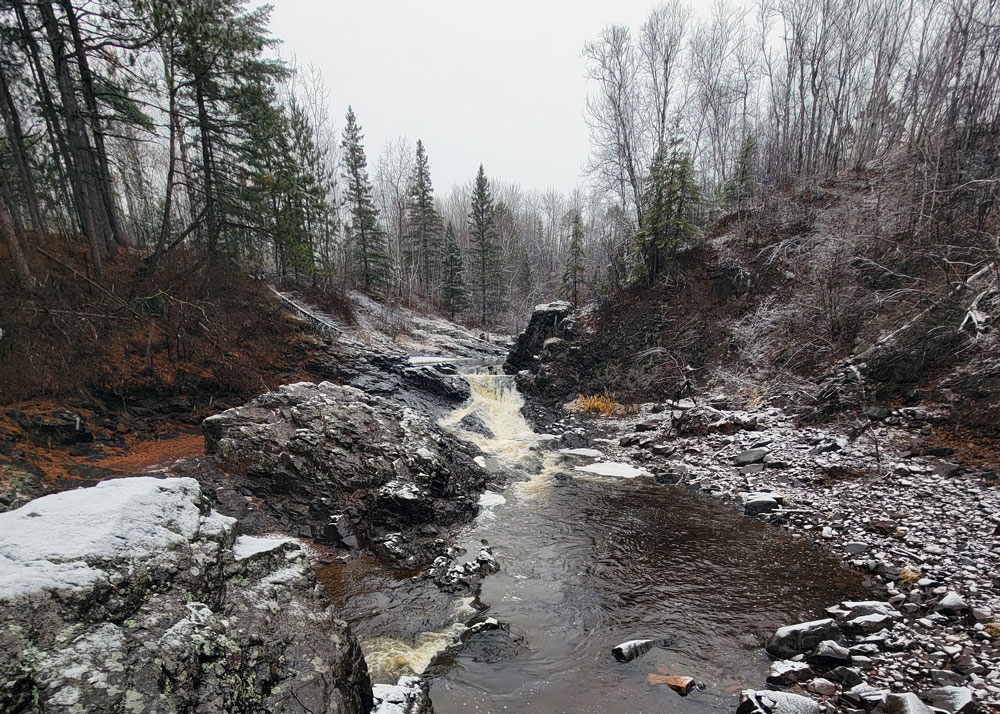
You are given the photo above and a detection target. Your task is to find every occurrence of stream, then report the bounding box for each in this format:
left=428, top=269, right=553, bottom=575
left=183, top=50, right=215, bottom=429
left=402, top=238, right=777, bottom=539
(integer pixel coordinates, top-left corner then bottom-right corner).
left=318, top=370, right=863, bottom=712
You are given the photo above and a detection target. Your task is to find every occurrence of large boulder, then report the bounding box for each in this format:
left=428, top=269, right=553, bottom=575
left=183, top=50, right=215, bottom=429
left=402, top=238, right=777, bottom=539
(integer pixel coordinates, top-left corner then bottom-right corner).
left=203, top=381, right=488, bottom=565
left=766, top=618, right=842, bottom=659
left=0, top=477, right=373, bottom=714
left=504, top=301, right=575, bottom=374
left=737, top=690, right=822, bottom=714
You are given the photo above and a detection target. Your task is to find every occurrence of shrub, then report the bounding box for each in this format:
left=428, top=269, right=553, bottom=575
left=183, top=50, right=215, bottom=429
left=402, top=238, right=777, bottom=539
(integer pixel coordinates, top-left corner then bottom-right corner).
left=572, top=392, right=638, bottom=417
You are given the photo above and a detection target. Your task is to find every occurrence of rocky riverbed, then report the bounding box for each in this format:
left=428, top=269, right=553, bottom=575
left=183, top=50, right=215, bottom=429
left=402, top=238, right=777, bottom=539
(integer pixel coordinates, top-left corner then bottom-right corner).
left=524, top=394, right=1000, bottom=713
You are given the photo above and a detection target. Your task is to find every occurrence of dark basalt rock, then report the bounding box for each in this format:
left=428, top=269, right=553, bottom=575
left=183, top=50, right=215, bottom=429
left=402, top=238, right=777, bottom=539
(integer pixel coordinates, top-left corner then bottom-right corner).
left=203, top=381, right=488, bottom=566
left=504, top=301, right=575, bottom=375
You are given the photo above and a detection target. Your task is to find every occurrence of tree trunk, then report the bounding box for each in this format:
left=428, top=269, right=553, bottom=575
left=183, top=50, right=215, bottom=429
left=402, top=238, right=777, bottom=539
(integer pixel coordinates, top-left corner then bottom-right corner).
left=194, top=79, right=219, bottom=255
left=0, top=63, right=42, bottom=231
left=59, top=0, right=123, bottom=251
left=0, top=193, right=33, bottom=286
left=15, top=2, right=74, bottom=227
left=38, top=0, right=108, bottom=274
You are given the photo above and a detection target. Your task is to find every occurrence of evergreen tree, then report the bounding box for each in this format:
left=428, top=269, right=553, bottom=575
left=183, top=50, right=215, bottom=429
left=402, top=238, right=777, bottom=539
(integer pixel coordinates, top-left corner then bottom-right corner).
left=561, top=210, right=586, bottom=305
left=723, top=133, right=758, bottom=211
left=341, top=106, right=392, bottom=294
left=468, top=164, right=503, bottom=325
left=633, top=142, right=701, bottom=285
left=440, top=221, right=467, bottom=320
left=405, top=139, right=442, bottom=301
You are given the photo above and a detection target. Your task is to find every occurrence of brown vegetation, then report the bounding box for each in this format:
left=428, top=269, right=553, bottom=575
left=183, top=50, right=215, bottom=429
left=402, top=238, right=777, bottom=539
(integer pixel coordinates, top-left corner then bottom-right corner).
left=0, top=235, right=337, bottom=496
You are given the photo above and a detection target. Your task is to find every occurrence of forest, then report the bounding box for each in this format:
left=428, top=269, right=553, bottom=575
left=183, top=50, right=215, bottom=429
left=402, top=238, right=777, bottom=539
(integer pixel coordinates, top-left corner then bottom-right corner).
left=0, top=0, right=998, bottom=336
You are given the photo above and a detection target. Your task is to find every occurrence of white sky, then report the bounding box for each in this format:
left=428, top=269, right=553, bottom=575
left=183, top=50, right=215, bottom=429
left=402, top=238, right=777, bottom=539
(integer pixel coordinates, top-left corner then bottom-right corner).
left=264, top=0, right=663, bottom=196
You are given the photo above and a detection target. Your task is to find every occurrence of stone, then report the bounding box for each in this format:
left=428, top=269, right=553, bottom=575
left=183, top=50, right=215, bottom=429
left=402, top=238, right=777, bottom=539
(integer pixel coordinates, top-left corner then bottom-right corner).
left=0, top=477, right=372, bottom=714
left=612, top=638, right=664, bottom=663
left=634, top=419, right=662, bottom=432
left=767, top=619, right=842, bottom=659
left=737, top=689, right=822, bottom=714
left=744, top=493, right=780, bottom=516
left=612, top=639, right=648, bottom=662
left=933, top=592, right=969, bottom=616
left=922, top=686, right=976, bottom=713
left=372, top=676, right=432, bottom=714
left=886, top=692, right=935, bottom=714
left=734, top=447, right=770, bottom=466
left=844, top=541, right=870, bottom=555
left=203, top=381, right=487, bottom=564
left=503, top=301, right=574, bottom=374
left=646, top=673, right=697, bottom=695
left=807, top=677, right=839, bottom=696
left=828, top=666, right=864, bottom=688
left=767, top=660, right=816, bottom=687
left=930, top=670, right=965, bottom=686
left=808, top=640, right=852, bottom=670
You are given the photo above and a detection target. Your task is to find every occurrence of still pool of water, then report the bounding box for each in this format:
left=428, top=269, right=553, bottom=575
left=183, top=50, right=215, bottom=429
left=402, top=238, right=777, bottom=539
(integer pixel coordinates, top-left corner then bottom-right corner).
left=318, top=374, right=863, bottom=713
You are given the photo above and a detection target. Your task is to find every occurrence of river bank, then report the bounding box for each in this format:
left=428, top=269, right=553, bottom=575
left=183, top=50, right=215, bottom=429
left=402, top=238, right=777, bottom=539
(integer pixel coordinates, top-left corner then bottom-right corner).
left=519, top=390, right=1000, bottom=712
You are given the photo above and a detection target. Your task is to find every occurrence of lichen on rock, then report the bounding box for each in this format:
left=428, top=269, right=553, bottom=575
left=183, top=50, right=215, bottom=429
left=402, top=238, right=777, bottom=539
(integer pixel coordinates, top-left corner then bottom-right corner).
left=0, top=476, right=373, bottom=713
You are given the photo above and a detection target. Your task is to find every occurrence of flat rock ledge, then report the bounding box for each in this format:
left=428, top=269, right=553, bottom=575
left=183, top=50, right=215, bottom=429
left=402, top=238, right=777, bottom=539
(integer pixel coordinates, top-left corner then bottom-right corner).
left=0, top=476, right=373, bottom=714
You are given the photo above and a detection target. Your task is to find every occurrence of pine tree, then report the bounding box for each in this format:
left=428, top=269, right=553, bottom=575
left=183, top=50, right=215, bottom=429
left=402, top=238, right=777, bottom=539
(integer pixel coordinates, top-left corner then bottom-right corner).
left=723, top=133, right=758, bottom=211
left=405, top=139, right=442, bottom=302
left=341, top=106, right=392, bottom=294
left=633, top=142, right=701, bottom=285
left=561, top=210, right=586, bottom=306
left=440, top=221, right=467, bottom=320
left=468, top=164, right=503, bottom=325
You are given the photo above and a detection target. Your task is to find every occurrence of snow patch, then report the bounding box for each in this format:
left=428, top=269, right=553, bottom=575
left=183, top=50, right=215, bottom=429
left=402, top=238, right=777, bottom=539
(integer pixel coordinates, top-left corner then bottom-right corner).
left=232, top=535, right=295, bottom=561
left=574, top=462, right=650, bottom=479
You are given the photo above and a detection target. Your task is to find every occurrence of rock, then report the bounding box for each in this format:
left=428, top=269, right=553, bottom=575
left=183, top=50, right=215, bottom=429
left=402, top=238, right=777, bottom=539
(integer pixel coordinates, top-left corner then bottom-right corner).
left=827, top=666, right=864, bottom=688
left=612, top=639, right=659, bottom=663
left=930, top=669, right=965, bottom=686
left=743, top=492, right=780, bottom=516
left=767, top=660, right=816, bottom=687
left=737, top=689, right=822, bottom=714
left=734, top=447, right=770, bottom=466
left=886, top=692, right=935, bottom=714
left=808, top=640, right=852, bottom=670
left=430, top=544, right=500, bottom=592
left=0, top=477, right=372, bottom=714
left=807, top=677, right=839, bottom=696
left=844, top=541, right=869, bottom=555
left=842, top=683, right=890, bottom=709
left=933, top=592, right=969, bottom=616
left=922, top=686, right=976, bottom=713
left=372, top=676, right=432, bottom=714
left=635, top=419, right=662, bottom=432
left=203, top=381, right=487, bottom=564
left=503, top=301, right=574, bottom=375
left=7, top=408, right=93, bottom=446
left=767, top=619, right=842, bottom=659
left=646, top=673, right=697, bottom=695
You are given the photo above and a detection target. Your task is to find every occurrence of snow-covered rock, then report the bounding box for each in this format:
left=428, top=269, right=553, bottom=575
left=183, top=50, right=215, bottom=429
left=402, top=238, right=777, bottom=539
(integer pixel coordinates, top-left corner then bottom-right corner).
left=0, top=477, right=372, bottom=714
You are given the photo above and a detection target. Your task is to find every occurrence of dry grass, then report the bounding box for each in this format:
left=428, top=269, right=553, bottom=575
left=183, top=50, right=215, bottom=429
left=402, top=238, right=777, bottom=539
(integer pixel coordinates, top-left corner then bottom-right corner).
left=572, top=392, right=639, bottom=417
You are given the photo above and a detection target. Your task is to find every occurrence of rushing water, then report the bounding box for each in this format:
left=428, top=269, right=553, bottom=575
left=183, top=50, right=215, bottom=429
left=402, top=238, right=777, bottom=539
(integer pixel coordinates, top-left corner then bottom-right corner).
left=318, top=372, right=862, bottom=713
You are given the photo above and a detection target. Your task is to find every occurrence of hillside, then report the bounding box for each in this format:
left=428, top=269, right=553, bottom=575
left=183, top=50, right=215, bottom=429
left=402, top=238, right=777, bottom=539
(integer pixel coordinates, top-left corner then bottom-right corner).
left=0, top=237, right=340, bottom=506
left=511, top=172, right=1000, bottom=473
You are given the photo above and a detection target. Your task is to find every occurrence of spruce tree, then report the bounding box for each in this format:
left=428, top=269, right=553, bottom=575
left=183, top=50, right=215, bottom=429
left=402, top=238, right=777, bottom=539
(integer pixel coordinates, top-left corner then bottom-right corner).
left=341, top=106, right=392, bottom=294
left=405, top=139, right=442, bottom=301
left=440, top=221, right=468, bottom=321
left=633, top=142, right=701, bottom=285
left=561, top=210, right=586, bottom=306
left=468, top=164, right=502, bottom=325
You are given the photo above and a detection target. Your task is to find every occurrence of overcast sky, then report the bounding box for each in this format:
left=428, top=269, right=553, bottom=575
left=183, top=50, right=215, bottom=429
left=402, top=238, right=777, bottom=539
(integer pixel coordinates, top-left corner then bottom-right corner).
left=264, top=1, right=661, bottom=196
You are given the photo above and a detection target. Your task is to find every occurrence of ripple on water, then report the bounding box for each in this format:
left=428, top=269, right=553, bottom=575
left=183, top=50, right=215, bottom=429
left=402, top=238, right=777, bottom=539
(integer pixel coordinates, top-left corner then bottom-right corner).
left=318, top=373, right=863, bottom=713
